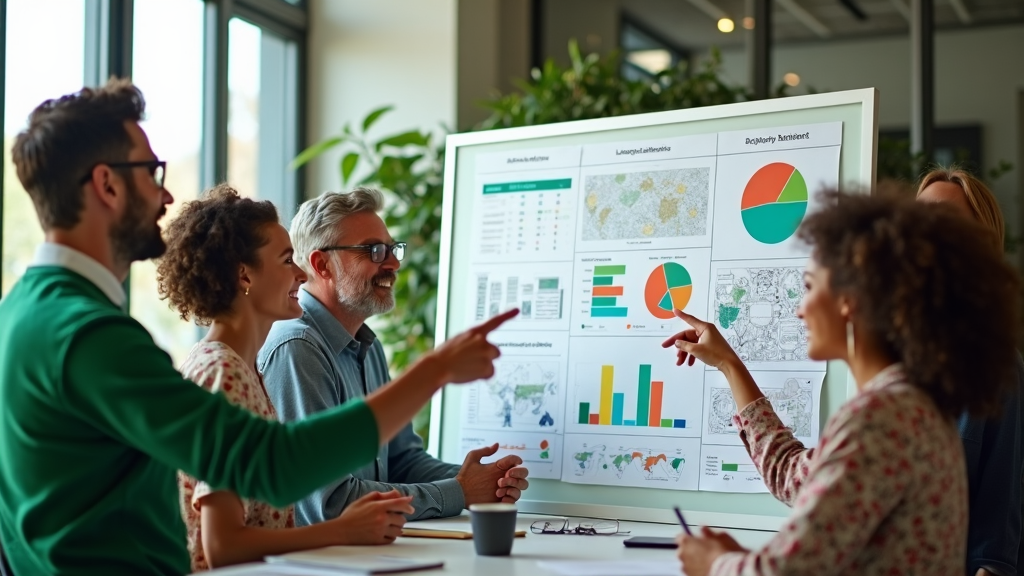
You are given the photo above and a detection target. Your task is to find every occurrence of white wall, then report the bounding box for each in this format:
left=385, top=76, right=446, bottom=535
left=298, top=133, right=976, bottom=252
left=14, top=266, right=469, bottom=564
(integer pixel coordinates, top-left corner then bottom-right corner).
left=306, top=0, right=457, bottom=197
left=713, top=24, right=1024, bottom=233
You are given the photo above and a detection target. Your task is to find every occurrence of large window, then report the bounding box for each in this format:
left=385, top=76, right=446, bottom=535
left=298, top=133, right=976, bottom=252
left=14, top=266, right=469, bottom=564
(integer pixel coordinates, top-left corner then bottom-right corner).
left=1, top=0, right=86, bottom=296
left=0, top=0, right=307, bottom=366
left=228, top=15, right=300, bottom=222
left=228, top=17, right=261, bottom=199
left=130, top=0, right=205, bottom=365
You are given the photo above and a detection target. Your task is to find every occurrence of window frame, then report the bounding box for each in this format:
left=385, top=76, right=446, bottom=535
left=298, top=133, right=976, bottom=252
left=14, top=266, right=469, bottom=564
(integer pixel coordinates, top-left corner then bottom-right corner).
left=0, top=0, right=308, bottom=295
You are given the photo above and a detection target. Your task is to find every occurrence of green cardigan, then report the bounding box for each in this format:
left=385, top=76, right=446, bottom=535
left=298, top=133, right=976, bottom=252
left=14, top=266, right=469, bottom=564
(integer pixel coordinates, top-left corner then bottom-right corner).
left=0, top=268, right=380, bottom=575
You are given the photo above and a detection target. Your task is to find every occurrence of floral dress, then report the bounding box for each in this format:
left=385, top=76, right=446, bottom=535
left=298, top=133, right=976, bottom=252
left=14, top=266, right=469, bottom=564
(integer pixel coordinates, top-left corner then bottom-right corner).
left=711, top=364, right=967, bottom=575
left=176, top=341, right=296, bottom=572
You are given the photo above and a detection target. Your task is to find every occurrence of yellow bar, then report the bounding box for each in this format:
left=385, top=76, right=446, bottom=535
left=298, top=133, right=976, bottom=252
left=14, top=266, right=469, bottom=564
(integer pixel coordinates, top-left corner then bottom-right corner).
left=599, top=365, right=614, bottom=425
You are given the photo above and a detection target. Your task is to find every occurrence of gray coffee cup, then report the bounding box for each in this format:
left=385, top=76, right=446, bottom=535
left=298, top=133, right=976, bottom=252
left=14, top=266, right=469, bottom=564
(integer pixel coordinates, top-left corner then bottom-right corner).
left=469, top=503, right=518, bottom=556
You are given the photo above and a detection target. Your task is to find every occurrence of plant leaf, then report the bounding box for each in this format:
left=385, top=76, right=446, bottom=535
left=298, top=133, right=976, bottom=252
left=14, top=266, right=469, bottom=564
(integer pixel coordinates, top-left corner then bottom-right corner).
left=362, top=105, right=394, bottom=133
left=375, top=130, right=430, bottom=151
left=290, top=136, right=345, bottom=170
left=340, top=152, right=360, bottom=185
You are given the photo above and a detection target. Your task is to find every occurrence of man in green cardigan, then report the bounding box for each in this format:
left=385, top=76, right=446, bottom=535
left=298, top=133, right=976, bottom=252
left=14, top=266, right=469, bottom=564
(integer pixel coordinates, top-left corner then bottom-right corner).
left=0, top=79, right=515, bottom=576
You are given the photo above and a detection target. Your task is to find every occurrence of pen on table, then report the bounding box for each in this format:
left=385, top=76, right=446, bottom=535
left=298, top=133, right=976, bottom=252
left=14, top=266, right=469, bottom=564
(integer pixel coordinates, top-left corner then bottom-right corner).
left=673, top=506, right=693, bottom=536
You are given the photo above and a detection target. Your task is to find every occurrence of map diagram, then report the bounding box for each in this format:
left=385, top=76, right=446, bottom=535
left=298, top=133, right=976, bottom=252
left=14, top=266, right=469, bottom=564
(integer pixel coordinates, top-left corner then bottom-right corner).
left=712, top=265, right=809, bottom=364
left=708, top=378, right=814, bottom=437
left=581, top=168, right=710, bottom=241
left=465, top=360, right=560, bottom=430
left=571, top=445, right=688, bottom=483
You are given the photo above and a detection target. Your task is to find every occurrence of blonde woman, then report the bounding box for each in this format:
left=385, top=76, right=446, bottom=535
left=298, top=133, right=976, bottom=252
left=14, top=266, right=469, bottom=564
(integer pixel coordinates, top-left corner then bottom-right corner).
left=918, top=167, right=1023, bottom=576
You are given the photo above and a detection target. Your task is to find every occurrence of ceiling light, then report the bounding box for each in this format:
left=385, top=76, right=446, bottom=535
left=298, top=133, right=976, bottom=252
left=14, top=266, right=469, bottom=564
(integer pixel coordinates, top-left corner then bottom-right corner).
left=743, top=17, right=755, bottom=29
left=784, top=72, right=801, bottom=87
left=718, top=18, right=736, bottom=32
left=626, top=50, right=673, bottom=74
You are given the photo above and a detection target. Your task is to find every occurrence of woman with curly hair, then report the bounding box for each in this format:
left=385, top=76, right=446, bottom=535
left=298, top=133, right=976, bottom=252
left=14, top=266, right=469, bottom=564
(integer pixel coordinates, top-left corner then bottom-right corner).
left=666, top=191, right=1020, bottom=576
left=918, top=166, right=1023, bottom=576
left=158, top=185, right=423, bottom=571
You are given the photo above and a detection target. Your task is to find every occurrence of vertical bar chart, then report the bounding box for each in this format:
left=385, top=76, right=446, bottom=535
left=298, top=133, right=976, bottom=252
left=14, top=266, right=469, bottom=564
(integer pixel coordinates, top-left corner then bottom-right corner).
left=578, top=364, right=687, bottom=430
left=590, top=265, right=628, bottom=317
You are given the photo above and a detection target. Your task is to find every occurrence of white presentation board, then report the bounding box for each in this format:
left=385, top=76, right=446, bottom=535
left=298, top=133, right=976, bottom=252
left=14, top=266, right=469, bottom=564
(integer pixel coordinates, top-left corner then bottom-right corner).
left=432, top=89, right=878, bottom=530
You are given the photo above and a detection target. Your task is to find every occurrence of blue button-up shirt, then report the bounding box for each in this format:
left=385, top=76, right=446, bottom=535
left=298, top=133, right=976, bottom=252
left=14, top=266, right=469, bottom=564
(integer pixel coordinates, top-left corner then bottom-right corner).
left=257, top=289, right=464, bottom=526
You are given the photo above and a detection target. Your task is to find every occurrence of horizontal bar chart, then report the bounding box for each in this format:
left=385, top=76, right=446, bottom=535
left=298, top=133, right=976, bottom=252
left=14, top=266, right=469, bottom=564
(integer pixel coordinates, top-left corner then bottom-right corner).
left=588, top=265, right=627, bottom=318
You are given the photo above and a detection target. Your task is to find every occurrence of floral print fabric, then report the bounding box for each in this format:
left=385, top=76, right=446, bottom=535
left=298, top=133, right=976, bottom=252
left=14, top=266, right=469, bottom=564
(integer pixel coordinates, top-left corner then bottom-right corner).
left=176, top=341, right=295, bottom=572
left=711, top=365, right=967, bottom=576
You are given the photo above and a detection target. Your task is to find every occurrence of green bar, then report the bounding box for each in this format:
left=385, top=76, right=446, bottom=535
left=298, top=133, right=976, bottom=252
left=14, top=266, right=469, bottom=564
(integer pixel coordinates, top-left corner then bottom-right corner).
left=637, top=365, right=651, bottom=425
left=722, top=463, right=739, bottom=472
left=661, top=419, right=673, bottom=428
left=578, top=402, right=590, bottom=425
left=538, top=278, right=559, bottom=290
left=593, top=276, right=614, bottom=286
left=591, top=307, right=628, bottom=317
left=594, top=265, right=626, bottom=276
left=482, top=178, right=572, bottom=194
left=591, top=297, right=617, bottom=307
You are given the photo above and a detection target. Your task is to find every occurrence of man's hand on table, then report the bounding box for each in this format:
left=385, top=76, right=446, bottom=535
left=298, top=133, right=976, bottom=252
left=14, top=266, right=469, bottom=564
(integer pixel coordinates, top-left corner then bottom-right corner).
left=456, top=443, right=531, bottom=506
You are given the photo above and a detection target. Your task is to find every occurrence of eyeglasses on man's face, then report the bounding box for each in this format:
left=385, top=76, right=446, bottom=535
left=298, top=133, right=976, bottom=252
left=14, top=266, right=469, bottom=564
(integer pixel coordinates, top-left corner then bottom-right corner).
left=530, top=519, right=628, bottom=536
left=78, top=160, right=167, bottom=189
left=317, top=242, right=407, bottom=263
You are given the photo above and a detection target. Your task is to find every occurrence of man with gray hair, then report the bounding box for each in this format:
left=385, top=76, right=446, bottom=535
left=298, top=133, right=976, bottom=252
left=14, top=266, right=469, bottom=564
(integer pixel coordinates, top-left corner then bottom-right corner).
left=259, top=188, right=530, bottom=525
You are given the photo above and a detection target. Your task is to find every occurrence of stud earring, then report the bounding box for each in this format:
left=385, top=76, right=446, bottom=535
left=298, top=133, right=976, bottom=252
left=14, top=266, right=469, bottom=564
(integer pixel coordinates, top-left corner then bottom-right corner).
left=846, top=320, right=855, bottom=360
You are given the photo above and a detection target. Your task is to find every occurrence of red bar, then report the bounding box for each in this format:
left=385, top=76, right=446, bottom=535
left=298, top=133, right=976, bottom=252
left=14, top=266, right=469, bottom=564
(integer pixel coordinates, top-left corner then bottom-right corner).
left=592, top=286, right=624, bottom=297
left=648, top=381, right=663, bottom=427
left=588, top=413, right=600, bottom=425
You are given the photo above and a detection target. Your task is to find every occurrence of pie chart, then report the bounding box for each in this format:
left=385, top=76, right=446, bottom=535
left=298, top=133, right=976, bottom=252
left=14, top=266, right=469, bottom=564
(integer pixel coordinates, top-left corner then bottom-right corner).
left=645, top=262, right=692, bottom=320
left=740, top=163, right=809, bottom=244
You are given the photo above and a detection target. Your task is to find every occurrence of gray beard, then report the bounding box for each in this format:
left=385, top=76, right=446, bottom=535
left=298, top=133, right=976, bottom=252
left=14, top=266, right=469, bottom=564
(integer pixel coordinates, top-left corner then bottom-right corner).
left=334, top=274, right=395, bottom=319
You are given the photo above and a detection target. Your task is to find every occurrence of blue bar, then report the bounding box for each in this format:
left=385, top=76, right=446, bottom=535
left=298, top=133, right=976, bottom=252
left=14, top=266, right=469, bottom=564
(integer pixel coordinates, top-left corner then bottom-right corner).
left=673, top=419, right=686, bottom=429
left=591, top=307, right=628, bottom=318
left=623, top=420, right=636, bottom=426
left=612, top=393, right=624, bottom=425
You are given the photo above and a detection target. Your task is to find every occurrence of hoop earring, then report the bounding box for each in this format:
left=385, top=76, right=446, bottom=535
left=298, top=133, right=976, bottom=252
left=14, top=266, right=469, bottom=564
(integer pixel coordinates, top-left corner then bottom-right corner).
left=846, top=320, right=855, bottom=360
left=245, top=286, right=250, bottom=296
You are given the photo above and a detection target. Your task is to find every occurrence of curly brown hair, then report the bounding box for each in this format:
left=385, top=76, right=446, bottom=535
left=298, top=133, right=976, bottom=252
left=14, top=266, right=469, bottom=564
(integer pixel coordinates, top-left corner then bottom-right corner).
left=157, top=185, right=279, bottom=325
left=798, top=191, right=1020, bottom=418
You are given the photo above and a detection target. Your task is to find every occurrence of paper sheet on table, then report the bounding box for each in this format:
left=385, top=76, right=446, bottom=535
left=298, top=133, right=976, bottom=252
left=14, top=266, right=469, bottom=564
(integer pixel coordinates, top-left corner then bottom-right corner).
left=202, top=562, right=354, bottom=575
left=537, top=560, right=681, bottom=576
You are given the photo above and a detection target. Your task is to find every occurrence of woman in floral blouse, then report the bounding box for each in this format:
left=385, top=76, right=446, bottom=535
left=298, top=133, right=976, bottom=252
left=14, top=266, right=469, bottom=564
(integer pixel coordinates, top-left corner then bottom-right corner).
left=665, top=191, right=1021, bottom=576
left=158, top=185, right=417, bottom=571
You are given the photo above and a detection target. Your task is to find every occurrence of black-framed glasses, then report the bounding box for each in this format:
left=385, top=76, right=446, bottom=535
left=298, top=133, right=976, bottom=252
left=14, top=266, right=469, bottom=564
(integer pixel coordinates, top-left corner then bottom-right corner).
left=317, top=242, right=407, bottom=263
left=530, top=519, right=628, bottom=536
left=78, top=160, right=167, bottom=188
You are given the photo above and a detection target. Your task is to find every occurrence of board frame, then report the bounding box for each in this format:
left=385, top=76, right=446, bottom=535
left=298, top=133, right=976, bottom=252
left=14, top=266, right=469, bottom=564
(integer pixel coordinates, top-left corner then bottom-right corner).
left=427, top=88, right=879, bottom=530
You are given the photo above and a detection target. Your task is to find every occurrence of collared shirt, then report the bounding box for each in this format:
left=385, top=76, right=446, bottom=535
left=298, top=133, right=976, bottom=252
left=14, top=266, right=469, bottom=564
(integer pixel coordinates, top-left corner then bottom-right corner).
left=257, top=288, right=464, bottom=526
left=31, top=242, right=126, bottom=308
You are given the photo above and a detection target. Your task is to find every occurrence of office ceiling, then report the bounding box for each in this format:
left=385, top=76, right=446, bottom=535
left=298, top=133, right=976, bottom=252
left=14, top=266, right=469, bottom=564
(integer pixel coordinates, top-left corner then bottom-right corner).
left=621, top=0, right=1024, bottom=50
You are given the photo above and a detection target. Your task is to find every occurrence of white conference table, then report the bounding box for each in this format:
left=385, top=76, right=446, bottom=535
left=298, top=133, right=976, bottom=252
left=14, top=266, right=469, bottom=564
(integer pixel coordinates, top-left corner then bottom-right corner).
left=223, top=513, right=776, bottom=576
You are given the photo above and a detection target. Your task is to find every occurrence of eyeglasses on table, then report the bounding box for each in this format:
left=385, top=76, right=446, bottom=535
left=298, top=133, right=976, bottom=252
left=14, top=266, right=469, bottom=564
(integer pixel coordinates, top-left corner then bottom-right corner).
left=530, top=518, right=630, bottom=536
